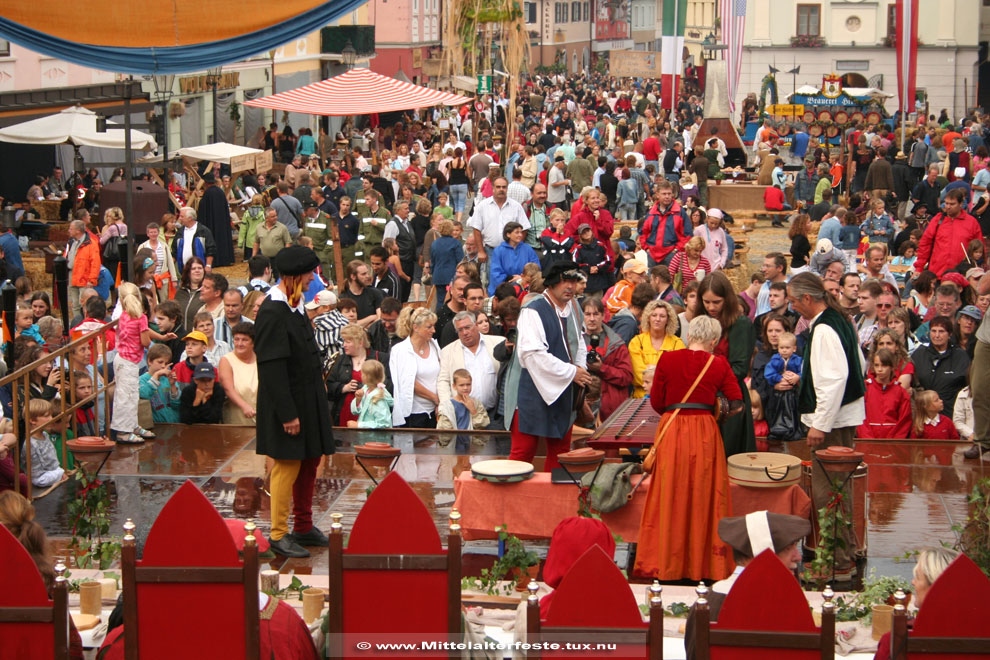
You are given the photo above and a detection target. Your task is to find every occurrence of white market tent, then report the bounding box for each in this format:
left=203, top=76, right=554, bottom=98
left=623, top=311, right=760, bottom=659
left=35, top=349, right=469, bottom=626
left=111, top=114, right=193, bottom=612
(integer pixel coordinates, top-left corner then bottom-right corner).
left=138, top=142, right=262, bottom=165
left=0, top=105, right=157, bottom=150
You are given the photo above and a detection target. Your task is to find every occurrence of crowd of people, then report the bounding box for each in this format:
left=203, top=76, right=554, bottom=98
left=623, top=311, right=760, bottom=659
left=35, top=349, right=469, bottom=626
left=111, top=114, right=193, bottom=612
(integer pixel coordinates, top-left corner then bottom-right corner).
left=2, top=74, right=990, bottom=576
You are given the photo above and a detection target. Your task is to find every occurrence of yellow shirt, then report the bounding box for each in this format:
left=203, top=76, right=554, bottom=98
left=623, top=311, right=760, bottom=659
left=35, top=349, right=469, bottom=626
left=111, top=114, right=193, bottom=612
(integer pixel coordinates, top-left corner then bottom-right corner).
left=628, top=332, right=686, bottom=398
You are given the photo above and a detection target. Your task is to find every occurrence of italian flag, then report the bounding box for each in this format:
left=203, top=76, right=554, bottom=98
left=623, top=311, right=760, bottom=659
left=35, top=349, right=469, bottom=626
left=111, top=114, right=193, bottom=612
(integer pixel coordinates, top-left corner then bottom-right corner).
left=661, top=0, right=688, bottom=110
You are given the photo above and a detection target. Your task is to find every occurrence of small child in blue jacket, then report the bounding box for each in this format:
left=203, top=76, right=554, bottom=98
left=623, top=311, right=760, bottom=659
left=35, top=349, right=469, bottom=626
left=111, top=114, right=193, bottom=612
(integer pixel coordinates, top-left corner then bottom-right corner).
left=764, top=332, right=803, bottom=387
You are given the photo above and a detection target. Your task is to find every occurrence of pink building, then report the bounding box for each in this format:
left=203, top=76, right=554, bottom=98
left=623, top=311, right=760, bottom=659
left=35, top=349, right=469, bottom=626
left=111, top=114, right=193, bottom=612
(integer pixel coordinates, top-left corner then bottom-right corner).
left=366, top=0, right=441, bottom=84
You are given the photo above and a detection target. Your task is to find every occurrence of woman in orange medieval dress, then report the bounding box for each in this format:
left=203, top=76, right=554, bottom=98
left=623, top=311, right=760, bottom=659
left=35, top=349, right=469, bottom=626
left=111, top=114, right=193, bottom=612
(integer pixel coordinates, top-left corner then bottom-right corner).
left=634, top=315, right=742, bottom=581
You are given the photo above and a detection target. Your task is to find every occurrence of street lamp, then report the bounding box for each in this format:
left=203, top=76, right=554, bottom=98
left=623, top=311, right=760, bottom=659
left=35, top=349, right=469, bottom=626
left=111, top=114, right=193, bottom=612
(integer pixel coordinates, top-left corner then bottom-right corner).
left=206, top=66, right=223, bottom=142
left=151, top=73, right=175, bottom=189
left=342, top=40, right=357, bottom=68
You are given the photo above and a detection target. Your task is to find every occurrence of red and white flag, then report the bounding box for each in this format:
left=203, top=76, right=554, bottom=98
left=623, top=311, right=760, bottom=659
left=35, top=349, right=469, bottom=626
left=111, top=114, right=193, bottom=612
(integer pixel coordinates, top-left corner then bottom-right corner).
left=895, top=0, right=919, bottom=115
left=720, top=0, right=747, bottom=114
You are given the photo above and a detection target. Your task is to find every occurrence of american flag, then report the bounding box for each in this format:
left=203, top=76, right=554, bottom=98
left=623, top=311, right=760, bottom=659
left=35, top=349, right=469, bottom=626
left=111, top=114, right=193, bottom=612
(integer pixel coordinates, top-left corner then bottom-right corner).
left=720, top=0, right=746, bottom=114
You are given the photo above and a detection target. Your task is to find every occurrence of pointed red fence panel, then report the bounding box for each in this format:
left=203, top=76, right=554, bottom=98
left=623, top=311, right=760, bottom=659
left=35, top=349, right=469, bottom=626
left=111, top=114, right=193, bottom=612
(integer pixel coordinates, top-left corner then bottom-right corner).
left=711, top=549, right=819, bottom=660
left=543, top=544, right=649, bottom=659
left=134, top=480, right=247, bottom=658
left=0, top=523, right=61, bottom=659
left=339, top=471, right=451, bottom=659
left=911, top=553, right=990, bottom=660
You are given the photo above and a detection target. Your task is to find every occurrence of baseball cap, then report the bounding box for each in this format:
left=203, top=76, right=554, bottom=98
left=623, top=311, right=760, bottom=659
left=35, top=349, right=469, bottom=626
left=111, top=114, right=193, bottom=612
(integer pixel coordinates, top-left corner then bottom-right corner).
left=816, top=238, right=834, bottom=254
left=622, top=259, right=647, bottom=275
left=958, top=305, right=983, bottom=321
left=965, top=267, right=986, bottom=280
left=577, top=223, right=592, bottom=233
left=304, top=290, right=338, bottom=310
left=183, top=330, right=209, bottom=344
left=193, top=362, right=216, bottom=380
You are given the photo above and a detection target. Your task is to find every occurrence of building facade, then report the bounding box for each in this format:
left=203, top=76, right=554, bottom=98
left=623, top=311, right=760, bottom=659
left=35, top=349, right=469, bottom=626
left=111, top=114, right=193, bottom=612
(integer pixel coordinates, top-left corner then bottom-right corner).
left=735, top=0, right=980, bottom=123
left=685, top=0, right=717, bottom=65
left=368, top=0, right=441, bottom=83
left=631, top=0, right=660, bottom=52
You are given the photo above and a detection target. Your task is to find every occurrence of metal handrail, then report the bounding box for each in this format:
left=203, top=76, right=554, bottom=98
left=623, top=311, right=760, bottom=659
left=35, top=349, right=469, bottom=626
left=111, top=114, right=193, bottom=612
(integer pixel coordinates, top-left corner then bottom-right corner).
left=3, top=319, right=119, bottom=500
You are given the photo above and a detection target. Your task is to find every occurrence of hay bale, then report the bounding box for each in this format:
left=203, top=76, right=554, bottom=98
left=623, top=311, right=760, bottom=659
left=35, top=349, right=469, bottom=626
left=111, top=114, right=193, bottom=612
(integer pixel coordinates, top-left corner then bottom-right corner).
left=22, top=255, right=50, bottom=290
left=723, top=261, right=750, bottom=293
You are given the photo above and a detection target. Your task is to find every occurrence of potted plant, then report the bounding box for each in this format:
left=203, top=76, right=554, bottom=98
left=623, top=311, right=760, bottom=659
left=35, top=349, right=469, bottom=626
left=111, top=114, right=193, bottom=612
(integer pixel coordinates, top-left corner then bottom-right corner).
left=67, top=471, right=121, bottom=569
left=852, top=569, right=912, bottom=623
left=496, top=527, right=540, bottom=591
left=461, top=526, right=539, bottom=595
left=954, top=477, right=990, bottom=577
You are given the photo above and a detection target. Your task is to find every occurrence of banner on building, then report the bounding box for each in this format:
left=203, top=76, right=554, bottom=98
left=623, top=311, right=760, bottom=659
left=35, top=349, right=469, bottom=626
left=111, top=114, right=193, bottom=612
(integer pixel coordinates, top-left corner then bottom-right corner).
left=609, top=51, right=662, bottom=77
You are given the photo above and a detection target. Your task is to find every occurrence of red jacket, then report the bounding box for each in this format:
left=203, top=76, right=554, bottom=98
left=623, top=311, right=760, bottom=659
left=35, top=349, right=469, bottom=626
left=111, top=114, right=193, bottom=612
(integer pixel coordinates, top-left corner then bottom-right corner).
left=856, top=378, right=911, bottom=439
left=764, top=186, right=785, bottom=211
left=915, top=211, right=982, bottom=276
left=910, top=414, right=959, bottom=440
left=565, top=206, right=615, bottom=260
left=65, top=230, right=102, bottom=287
left=639, top=201, right=692, bottom=263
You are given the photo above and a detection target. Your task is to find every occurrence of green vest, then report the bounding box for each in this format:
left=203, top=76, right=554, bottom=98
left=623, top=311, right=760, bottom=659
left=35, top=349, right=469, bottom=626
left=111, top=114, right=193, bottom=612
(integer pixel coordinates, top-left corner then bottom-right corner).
left=798, top=306, right=866, bottom=415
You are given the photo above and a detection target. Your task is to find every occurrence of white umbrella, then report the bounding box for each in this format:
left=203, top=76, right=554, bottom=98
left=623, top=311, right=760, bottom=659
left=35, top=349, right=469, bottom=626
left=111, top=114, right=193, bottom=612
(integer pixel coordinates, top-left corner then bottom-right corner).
left=0, top=105, right=157, bottom=151
left=137, top=142, right=261, bottom=165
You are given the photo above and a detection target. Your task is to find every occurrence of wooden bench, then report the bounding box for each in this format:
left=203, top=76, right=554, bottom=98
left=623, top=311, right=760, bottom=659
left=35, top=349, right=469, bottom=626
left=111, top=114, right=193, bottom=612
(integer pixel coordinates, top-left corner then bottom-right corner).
left=727, top=209, right=791, bottom=218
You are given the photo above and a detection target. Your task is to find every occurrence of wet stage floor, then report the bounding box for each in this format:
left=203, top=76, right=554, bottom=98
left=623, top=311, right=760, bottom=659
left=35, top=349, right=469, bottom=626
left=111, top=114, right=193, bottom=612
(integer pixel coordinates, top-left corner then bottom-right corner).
left=35, top=424, right=990, bottom=584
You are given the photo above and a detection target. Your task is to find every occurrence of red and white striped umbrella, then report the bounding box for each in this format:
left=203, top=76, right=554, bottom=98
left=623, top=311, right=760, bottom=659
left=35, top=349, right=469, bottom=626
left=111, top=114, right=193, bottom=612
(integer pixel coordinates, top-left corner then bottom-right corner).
left=243, top=67, right=472, bottom=116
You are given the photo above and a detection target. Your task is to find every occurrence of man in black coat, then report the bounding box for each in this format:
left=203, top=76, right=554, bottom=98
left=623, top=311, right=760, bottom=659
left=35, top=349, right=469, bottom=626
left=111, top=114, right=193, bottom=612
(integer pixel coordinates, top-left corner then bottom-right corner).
left=255, top=245, right=335, bottom=558
left=197, top=173, right=235, bottom=266
left=891, top=152, right=917, bottom=220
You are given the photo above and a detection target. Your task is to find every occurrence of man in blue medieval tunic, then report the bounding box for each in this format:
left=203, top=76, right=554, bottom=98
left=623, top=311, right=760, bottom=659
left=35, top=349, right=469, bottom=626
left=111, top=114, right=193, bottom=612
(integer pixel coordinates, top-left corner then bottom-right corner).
left=503, top=261, right=593, bottom=470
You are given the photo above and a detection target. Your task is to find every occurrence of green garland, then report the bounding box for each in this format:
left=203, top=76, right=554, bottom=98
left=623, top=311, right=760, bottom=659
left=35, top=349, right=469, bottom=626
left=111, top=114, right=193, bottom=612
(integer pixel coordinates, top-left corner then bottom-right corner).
left=758, top=74, right=779, bottom=117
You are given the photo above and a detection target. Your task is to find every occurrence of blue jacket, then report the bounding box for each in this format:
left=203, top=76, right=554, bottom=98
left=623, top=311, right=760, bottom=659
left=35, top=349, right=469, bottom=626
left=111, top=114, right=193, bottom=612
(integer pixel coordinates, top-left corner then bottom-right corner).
left=818, top=216, right=842, bottom=246
left=95, top=266, right=114, bottom=301
left=489, top=241, right=540, bottom=295
left=172, top=223, right=217, bottom=272
left=0, top=232, right=24, bottom=280
left=765, top=353, right=803, bottom=386
left=429, top=236, right=464, bottom=287
left=860, top=213, right=895, bottom=244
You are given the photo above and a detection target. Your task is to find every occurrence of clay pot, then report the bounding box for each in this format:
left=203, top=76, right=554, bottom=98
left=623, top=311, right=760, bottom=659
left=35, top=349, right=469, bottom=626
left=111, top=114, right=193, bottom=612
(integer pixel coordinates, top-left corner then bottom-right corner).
left=815, top=446, right=865, bottom=473
left=512, top=564, right=540, bottom=592
left=354, top=442, right=400, bottom=469
left=557, top=448, right=605, bottom=474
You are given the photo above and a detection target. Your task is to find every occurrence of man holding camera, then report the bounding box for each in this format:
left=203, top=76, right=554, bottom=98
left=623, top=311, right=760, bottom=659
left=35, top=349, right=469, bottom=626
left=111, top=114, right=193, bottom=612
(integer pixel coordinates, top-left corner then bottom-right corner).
left=581, top=297, right=633, bottom=422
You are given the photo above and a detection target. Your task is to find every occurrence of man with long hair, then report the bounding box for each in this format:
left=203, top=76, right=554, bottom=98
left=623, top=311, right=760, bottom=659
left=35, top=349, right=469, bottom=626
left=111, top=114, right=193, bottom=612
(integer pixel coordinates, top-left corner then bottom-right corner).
left=255, top=246, right=335, bottom=558
left=787, top=272, right=866, bottom=580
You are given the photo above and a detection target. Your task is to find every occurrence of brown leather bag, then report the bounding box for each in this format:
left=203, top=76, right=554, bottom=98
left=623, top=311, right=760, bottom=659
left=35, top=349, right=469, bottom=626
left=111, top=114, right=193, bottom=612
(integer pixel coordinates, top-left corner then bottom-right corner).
left=642, top=354, right=715, bottom=472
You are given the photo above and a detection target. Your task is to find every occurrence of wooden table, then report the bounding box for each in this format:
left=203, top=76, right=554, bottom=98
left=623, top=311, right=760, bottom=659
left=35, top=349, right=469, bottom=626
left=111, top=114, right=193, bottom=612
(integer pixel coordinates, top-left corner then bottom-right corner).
left=452, top=472, right=812, bottom=542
